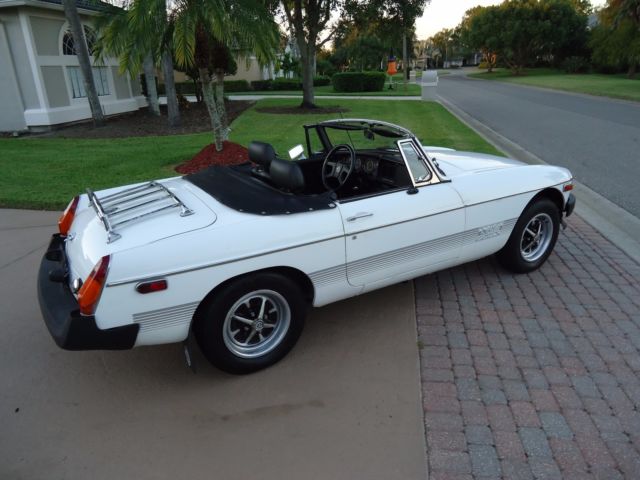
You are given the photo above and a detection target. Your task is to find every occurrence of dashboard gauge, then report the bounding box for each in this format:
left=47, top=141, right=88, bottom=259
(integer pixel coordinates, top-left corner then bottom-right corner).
left=364, top=159, right=376, bottom=174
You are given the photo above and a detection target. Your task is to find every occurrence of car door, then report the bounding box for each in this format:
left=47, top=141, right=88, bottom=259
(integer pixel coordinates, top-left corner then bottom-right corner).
left=338, top=140, right=466, bottom=288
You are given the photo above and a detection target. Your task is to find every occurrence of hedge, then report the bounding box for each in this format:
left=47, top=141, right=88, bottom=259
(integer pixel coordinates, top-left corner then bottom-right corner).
left=331, top=72, right=386, bottom=92
left=157, top=80, right=249, bottom=95
left=250, top=76, right=332, bottom=91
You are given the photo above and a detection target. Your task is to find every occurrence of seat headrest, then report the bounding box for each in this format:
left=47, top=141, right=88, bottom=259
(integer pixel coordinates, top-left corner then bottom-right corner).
left=269, top=158, right=305, bottom=192
left=248, top=141, right=276, bottom=168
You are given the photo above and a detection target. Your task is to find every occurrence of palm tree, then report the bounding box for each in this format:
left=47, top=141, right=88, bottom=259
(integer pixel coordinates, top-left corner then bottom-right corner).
left=95, top=0, right=180, bottom=126
left=171, top=0, right=278, bottom=150
left=62, top=0, right=105, bottom=126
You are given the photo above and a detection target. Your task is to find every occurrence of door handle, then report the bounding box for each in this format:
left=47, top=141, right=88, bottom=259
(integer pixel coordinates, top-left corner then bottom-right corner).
left=346, top=212, right=373, bottom=222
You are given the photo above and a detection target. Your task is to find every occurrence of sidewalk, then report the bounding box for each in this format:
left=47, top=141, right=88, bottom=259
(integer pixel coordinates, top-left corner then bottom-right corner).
left=416, top=215, right=640, bottom=479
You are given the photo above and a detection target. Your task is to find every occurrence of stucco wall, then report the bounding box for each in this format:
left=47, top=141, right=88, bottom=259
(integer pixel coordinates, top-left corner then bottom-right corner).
left=29, top=15, right=63, bottom=56
left=41, top=65, right=69, bottom=107
left=111, top=66, right=130, bottom=100
left=0, top=20, right=26, bottom=131
left=0, top=10, right=39, bottom=110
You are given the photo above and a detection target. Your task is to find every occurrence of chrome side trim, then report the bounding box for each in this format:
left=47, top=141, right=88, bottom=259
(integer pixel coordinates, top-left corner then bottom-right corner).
left=308, top=265, right=348, bottom=287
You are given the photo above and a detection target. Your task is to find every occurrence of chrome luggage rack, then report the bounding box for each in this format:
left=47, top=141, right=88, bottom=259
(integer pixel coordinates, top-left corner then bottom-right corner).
left=87, top=181, right=194, bottom=243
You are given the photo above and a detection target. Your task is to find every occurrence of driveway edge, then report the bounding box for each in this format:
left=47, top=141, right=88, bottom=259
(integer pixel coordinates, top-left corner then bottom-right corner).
left=437, top=94, right=640, bottom=265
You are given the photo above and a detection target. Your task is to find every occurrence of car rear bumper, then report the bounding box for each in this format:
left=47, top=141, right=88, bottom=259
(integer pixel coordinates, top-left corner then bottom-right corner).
left=564, top=193, right=576, bottom=217
left=37, top=234, right=139, bottom=350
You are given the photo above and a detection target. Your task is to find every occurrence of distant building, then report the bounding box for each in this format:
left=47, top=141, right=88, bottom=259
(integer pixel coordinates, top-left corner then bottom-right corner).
left=0, top=0, right=144, bottom=132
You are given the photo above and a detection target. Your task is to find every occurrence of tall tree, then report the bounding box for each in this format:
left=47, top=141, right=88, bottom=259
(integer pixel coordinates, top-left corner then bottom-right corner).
left=171, top=0, right=278, bottom=149
left=95, top=0, right=180, bottom=125
left=62, top=0, right=105, bottom=126
left=95, top=3, right=160, bottom=116
left=280, top=0, right=339, bottom=108
left=591, top=0, right=640, bottom=77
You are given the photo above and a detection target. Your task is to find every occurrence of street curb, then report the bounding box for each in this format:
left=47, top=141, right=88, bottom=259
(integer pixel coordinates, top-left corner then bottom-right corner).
left=437, top=94, right=640, bottom=265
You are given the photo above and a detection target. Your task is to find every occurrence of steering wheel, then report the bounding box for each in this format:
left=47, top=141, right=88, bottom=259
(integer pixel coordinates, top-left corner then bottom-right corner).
left=322, top=144, right=356, bottom=191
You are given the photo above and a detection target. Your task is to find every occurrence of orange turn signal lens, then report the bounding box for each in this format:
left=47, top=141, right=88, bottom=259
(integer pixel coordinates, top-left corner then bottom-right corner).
left=58, top=196, right=80, bottom=236
left=77, top=255, right=110, bottom=316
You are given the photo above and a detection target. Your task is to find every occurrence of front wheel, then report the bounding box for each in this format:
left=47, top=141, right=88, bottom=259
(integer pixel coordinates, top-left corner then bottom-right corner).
left=194, top=273, right=307, bottom=374
left=496, top=198, right=560, bottom=273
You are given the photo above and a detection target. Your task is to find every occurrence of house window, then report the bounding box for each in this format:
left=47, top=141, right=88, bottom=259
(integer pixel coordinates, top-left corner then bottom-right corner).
left=68, top=66, right=110, bottom=98
left=62, top=26, right=96, bottom=55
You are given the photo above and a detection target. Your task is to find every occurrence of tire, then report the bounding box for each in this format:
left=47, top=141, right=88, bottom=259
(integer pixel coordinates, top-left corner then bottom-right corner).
left=496, top=198, right=560, bottom=273
left=194, top=272, right=307, bottom=374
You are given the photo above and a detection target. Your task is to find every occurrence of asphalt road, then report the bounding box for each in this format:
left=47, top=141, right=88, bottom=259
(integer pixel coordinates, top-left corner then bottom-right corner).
left=436, top=74, right=640, bottom=218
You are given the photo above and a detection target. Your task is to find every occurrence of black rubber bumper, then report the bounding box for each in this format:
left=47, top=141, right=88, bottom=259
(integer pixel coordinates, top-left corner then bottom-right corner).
left=564, top=193, right=576, bottom=218
left=37, top=234, right=139, bottom=350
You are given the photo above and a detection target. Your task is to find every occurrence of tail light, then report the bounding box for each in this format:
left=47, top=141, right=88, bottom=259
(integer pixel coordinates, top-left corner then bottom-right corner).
left=77, top=255, right=110, bottom=316
left=563, top=183, right=574, bottom=192
left=58, top=195, right=80, bottom=236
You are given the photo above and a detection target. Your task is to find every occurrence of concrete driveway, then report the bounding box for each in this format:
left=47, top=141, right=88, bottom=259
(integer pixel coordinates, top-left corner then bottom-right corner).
left=0, top=209, right=426, bottom=480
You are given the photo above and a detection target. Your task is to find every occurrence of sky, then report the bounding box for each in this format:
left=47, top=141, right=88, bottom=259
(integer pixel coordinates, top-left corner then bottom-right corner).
left=415, top=0, right=607, bottom=40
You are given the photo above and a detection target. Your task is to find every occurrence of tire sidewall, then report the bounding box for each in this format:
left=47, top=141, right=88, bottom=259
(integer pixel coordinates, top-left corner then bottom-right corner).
left=195, top=273, right=306, bottom=374
left=498, top=198, right=560, bottom=273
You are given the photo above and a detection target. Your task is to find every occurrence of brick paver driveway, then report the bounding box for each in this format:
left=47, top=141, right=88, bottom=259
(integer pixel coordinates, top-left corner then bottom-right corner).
left=416, top=215, right=640, bottom=479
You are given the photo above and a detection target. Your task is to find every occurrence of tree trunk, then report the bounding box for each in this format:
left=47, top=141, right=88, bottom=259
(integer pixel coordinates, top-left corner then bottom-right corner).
left=628, top=61, right=637, bottom=79
left=61, top=0, right=104, bottom=127
left=299, top=43, right=315, bottom=108
left=162, top=50, right=180, bottom=127
left=143, top=54, right=160, bottom=116
left=402, top=31, right=408, bottom=91
left=199, top=68, right=224, bottom=151
left=214, top=70, right=229, bottom=138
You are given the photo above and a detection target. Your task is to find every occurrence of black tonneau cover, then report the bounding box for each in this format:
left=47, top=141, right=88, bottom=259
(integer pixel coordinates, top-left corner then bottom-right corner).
left=185, top=164, right=335, bottom=215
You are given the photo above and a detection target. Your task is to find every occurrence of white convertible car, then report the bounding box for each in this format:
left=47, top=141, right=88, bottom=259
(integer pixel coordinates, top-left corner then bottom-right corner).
left=38, top=119, right=575, bottom=373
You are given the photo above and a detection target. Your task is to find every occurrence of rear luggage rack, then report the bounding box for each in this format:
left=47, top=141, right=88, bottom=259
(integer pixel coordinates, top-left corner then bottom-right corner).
left=87, top=181, right=194, bottom=243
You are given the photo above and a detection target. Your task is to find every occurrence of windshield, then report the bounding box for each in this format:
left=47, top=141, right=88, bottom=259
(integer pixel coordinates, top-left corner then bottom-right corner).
left=306, top=121, right=413, bottom=155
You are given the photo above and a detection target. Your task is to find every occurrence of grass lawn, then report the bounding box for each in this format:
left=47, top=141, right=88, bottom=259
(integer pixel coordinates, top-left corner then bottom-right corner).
left=469, top=68, right=640, bottom=102
left=0, top=98, right=500, bottom=210
left=232, top=83, right=422, bottom=97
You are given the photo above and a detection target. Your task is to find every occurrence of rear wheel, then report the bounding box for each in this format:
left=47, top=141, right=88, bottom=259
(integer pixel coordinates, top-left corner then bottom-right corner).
left=194, top=272, right=306, bottom=374
left=496, top=198, right=560, bottom=273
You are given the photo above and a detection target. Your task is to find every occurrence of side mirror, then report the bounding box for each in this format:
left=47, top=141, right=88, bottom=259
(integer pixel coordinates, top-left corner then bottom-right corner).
left=364, top=129, right=375, bottom=140
left=288, top=144, right=305, bottom=160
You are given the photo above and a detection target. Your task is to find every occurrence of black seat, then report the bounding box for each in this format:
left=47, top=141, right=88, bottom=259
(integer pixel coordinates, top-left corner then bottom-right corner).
left=269, top=157, right=305, bottom=193
left=248, top=141, right=276, bottom=170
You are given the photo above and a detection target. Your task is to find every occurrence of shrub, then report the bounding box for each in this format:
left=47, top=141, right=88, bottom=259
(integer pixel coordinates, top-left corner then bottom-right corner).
left=561, top=56, right=590, bottom=74
left=223, top=80, right=250, bottom=92
left=271, top=78, right=302, bottom=90
left=251, top=80, right=273, bottom=91
left=332, top=71, right=386, bottom=92
left=313, top=75, right=331, bottom=86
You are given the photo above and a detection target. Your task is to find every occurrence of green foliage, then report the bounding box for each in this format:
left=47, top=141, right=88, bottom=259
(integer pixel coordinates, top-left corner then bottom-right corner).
left=459, top=0, right=589, bottom=74
left=313, top=75, right=332, bottom=86
left=562, top=56, right=590, bottom=73
left=272, top=78, right=302, bottom=90
left=590, top=2, right=640, bottom=77
left=223, top=80, right=250, bottom=92
left=250, top=80, right=273, bottom=91
left=332, top=71, right=386, bottom=92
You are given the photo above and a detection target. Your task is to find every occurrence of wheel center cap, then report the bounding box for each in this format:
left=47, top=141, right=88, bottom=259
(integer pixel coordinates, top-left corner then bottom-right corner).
left=254, top=319, right=264, bottom=332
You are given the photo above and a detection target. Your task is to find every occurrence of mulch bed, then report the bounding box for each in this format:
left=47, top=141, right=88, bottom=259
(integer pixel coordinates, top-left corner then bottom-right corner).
left=256, top=106, right=349, bottom=114
left=38, top=100, right=255, bottom=139
left=175, top=141, right=249, bottom=174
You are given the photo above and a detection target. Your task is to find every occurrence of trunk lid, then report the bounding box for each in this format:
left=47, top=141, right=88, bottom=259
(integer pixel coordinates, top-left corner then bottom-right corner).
left=65, top=177, right=216, bottom=285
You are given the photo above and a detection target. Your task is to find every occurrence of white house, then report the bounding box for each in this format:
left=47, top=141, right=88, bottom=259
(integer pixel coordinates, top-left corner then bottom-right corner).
left=0, top=0, right=145, bottom=132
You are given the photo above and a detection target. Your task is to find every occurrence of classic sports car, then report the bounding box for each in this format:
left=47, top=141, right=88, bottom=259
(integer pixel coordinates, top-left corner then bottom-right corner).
left=38, top=119, right=576, bottom=374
